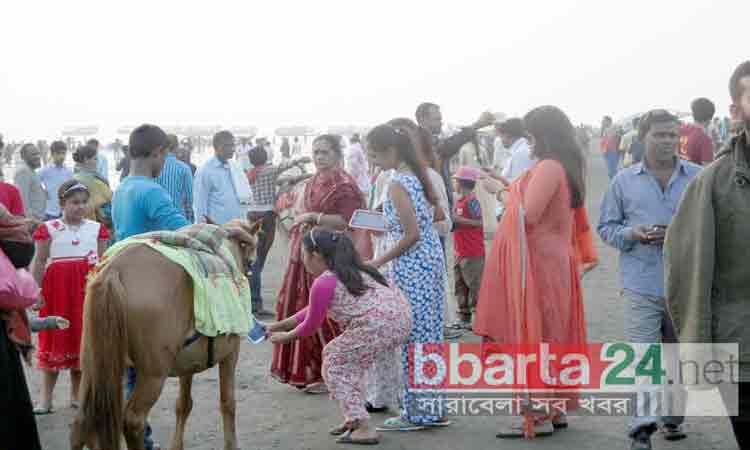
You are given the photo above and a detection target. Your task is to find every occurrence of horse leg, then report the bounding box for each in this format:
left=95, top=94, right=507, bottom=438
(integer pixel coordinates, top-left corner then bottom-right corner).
left=218, top=343, right=240, bottom=450
left=124, top=374, right=166, bottom=450
left=168, top=375, right=194, bottom=450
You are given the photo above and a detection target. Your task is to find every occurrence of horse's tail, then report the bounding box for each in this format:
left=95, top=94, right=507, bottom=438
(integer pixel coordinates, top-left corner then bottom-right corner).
left=78, top=266, right=128, bottom=450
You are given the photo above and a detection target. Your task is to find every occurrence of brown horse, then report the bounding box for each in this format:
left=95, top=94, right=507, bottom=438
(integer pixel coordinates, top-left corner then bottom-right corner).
left=71, top=220, right=261, bottom=450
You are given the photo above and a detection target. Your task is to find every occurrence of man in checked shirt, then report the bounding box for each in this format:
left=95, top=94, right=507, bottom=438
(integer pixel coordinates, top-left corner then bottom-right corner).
left=245, top=145, right=310, bottom=317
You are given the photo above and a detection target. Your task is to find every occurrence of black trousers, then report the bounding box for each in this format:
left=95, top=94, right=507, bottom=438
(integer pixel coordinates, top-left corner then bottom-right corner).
left=0, top=322, right=42, bottom=450
left=721, top=382, right=750, bottom=450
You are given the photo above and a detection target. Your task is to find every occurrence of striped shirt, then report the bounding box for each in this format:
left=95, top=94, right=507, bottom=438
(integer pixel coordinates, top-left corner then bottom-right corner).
left=156, top=153, right=194, bottom=222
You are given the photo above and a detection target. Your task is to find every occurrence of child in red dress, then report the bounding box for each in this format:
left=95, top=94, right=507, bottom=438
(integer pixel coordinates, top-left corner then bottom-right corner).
left=30, top=179, right=109, bottom=414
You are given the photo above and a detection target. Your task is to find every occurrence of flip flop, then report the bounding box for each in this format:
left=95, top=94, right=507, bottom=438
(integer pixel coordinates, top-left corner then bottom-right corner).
left=496, top=420, right=554, bottom=439
left=33, top=406, right=54, bottom=415
left=423, top=419, right=452, bottom=427
left=376, top=417, right=427, bottom=432
left=336, top=430, right=379, bottom=445
left=303, top=382, right=329, bottom=395
left=330, top=424, right=350, bottom=436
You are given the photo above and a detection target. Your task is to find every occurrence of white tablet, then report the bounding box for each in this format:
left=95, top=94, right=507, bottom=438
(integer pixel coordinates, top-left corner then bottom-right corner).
left=348, top=209, right=387, bottom=232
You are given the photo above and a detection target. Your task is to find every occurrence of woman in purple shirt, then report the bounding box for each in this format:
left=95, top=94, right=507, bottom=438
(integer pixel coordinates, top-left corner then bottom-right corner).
left=266, top=228, right=412, bottom=445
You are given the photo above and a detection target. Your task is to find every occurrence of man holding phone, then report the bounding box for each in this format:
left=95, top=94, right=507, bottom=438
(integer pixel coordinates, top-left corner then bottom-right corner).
left=597, top=110, right=701, bottom=450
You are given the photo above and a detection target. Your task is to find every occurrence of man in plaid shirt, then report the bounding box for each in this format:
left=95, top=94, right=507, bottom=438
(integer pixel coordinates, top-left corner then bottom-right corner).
left=245, top=146, right=310, bottom=316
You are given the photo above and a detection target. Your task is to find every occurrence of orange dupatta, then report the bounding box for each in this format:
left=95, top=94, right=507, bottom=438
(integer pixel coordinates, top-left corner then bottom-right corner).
left=472, top=175, right=540, bottom=344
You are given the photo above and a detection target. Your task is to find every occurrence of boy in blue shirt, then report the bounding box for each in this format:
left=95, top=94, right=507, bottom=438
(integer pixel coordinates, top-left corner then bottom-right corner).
left=111, top=124, right=188, bottom=450
left=112, top=124, right=189, bottom=242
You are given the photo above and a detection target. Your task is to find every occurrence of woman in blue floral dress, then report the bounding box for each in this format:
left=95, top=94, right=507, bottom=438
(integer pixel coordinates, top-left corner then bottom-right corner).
left=366, top=124, right=448, bottom=431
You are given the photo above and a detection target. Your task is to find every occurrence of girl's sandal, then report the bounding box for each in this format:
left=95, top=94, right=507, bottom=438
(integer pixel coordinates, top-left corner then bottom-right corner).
left=335, top=429, right=379, bottom=445
left=330, top=424, right=350, bottom=436
left=330, top=419, right=359, bottom=436
left=304, top=382, right=329, bottom=395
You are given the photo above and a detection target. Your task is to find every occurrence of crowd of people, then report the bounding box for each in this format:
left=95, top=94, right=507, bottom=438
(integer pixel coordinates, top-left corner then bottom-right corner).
left=1, top=59, right=749, bottom=450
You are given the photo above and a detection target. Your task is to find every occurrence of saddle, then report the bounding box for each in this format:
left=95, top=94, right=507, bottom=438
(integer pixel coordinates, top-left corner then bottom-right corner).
left=99, top=224, right=254, bottom=339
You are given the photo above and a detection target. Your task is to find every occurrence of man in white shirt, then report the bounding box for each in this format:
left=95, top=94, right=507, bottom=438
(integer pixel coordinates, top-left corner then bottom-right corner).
left=344, top=134, right=371, bottom=196
left=236, top=137, right=253, bottom=171
left=497, top=118, right=534, bottom=181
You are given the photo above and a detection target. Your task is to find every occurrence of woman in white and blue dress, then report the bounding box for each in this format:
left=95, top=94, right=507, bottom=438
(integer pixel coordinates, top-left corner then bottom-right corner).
left=365, top=123, right=449, bottom=431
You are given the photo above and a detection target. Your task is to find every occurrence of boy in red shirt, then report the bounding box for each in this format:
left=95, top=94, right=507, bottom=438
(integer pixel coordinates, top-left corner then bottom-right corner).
left=679, top=97, right=716, bottom=165
left=451, top=167, right=485, bottom=329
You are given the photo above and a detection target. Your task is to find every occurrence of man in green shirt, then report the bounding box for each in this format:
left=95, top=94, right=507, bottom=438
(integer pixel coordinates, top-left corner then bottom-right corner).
left=665, top=60, right=750, bottom=450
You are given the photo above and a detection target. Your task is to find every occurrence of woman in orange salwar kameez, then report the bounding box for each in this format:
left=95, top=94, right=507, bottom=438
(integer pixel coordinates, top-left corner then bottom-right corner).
left=473, top=106, right=593, bottom=439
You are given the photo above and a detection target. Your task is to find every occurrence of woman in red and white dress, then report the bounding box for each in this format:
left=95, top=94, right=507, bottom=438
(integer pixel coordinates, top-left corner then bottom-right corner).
left=30, top=179, right=109, bottom=414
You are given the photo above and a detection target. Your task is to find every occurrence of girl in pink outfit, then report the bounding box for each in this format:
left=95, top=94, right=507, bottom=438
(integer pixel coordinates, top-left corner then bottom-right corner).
left=267, top=227, right=412, bottom=445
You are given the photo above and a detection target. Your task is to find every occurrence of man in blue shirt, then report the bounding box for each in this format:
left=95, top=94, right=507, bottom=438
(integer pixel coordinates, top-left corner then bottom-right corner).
left=156, top=134, right=194, bottom=222
left=193, top=130, right=242, bottom=225
left=38, top=141, right=73, bottom=220
left=111, top=124, right=188, bottom=450
left=598, top=110, right=701, bottom=450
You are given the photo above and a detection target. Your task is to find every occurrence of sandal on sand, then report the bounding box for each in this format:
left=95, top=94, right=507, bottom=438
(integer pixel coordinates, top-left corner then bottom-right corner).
left=331, top=419, right=359, bottom=436
left=551, top=414, right=568, bottom=429
left=376, top=417, right=427, bottom=432
left=303, top=382, right=329, bottom=394
left=336, top=430, right=379, bottom=445
left=496, top=420, right=554, bottom=438
left=423, top=418, right=452, bottom=427
left=33, top=406, right=54, bottom=415
left=330, top=424, right=350, bottom=436
left=660, top=424, right=686, bottom=441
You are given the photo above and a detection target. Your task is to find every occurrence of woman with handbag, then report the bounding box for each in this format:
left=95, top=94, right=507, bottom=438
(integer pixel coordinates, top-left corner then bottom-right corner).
left=0, top=203, right=43, bottom=450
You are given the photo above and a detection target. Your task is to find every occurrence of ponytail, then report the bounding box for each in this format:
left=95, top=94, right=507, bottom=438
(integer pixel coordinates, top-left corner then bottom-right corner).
left=302, top=228, right=388, bottom=296
left=366, top=124, right=439, bottom=210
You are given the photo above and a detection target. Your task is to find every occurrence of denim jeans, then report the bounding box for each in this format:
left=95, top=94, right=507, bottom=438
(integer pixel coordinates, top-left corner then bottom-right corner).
left=247, top=211, right=276, bottom=311
left=623, top=290, right=685, bottom=437
left=126, top=368, right=155, bottom=449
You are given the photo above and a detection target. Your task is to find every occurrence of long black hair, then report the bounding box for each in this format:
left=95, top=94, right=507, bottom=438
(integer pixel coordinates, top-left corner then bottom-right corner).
left=302, top=227, right=388, bottom=296
left=366, top=124, right=439, bottom=209
left=523, top=106, right=586, bottom=208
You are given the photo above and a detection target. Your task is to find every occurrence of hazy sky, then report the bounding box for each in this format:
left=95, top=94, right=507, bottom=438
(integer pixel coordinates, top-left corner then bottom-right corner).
left=1, top=0, right=747, bottom=140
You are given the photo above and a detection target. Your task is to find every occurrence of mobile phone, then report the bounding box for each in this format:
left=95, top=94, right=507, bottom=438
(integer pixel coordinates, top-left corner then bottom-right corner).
left=348, top=209, right=387, bottom=232
left=247, top=320, right=267, bottom=344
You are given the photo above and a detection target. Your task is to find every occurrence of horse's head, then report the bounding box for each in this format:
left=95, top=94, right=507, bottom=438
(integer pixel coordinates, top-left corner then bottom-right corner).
left=222, top=219, right=263, bottom=271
